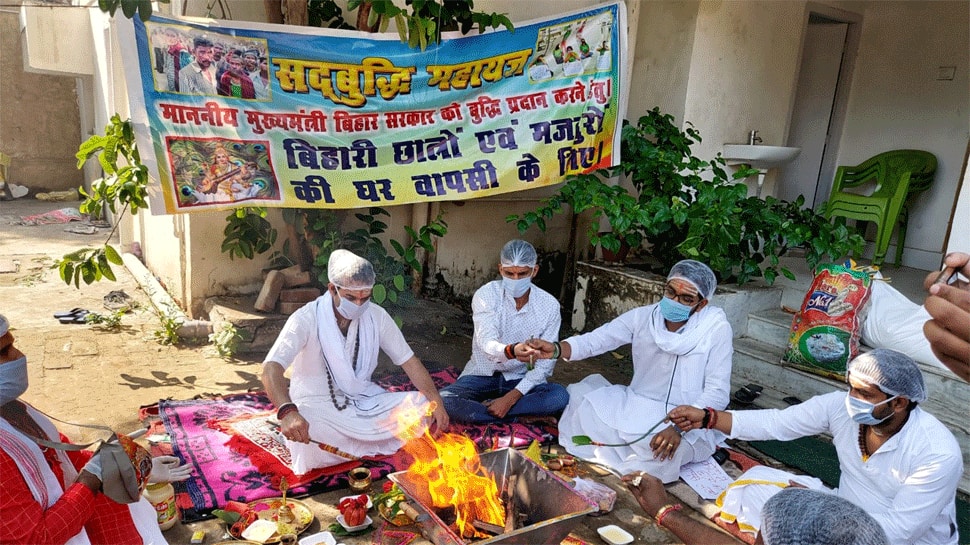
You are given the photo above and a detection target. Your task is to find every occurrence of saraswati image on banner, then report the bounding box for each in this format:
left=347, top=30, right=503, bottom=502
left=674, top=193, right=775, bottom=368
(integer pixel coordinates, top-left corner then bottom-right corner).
left=118, top=3, right=625, bottom=214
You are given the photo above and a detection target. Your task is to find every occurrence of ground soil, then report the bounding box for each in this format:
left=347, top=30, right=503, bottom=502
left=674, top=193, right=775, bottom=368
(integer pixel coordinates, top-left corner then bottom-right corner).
left=1, top=198, right=724, bottom=545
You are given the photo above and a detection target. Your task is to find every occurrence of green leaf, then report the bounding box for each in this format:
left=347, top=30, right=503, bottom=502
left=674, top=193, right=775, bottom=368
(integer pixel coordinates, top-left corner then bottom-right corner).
left=571, top=435, right=593, bottom=446
left=394, top=13, right=408, bottom=42
left=372, top=283, right=387, bottom=304
left=137, top=0, right=153, bottom=21
left=393, top=274, right=405, bottom=291
left=104, top=244, right=123, bottom=265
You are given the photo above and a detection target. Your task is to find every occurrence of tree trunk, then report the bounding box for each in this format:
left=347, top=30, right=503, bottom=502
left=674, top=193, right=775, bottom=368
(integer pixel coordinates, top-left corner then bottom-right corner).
left=281, top=0, right=308, bottom=26
left=263, top=0, right=284, bottom=24
left=356, top=1, right=379, bottom=32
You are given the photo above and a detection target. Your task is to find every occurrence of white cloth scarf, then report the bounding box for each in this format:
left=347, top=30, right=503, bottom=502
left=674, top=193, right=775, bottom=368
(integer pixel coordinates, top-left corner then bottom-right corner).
left=650, top=302, right=720, bottom=355
left=315, top=292, right=387, bottom=410
left=1, top=406, right=91, bottom=545
left=0, top=404, right=166, bottom=545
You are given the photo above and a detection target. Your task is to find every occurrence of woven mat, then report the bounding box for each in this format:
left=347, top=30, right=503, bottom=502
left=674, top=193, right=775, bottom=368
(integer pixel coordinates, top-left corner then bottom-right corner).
left=152, top=367, right=555, bottom=522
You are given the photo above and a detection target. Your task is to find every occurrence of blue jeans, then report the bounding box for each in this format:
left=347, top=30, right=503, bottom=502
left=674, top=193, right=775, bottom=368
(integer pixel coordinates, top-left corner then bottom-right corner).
left=440, top=373, right=569, bottom=424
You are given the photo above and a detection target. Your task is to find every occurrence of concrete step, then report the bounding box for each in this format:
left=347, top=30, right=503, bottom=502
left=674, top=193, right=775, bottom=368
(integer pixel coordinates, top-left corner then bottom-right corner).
left=732, top=336, right=970, bottom=495
left=745, top=308, right=795, bottom=349
left=205, top=296, right=289, bottom=355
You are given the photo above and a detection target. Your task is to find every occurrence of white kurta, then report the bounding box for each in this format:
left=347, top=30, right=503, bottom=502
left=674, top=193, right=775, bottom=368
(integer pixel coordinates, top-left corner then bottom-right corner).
left=558, top=304, right=733, bottom=482
left=730, top=391, right=962, bottom=545
left=264, top=298, right=430, bottom=474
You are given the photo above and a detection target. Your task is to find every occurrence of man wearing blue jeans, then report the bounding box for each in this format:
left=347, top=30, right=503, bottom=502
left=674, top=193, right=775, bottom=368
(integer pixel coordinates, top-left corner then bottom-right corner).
left=440, top=240, right=568, bottom=424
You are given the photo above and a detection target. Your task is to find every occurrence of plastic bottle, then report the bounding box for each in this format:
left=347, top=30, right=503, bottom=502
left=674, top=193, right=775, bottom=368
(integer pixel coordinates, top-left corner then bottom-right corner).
left=143, top=482, right=178, bottom=530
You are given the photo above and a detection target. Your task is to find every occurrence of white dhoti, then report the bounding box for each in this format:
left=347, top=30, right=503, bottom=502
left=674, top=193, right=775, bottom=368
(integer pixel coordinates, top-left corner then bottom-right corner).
left=288, top=391, right=431, bottom=475
left=558, top=374, right=723, bottom=482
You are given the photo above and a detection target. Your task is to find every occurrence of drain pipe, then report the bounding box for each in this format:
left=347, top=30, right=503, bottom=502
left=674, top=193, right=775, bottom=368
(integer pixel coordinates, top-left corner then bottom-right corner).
left=121, top=252, right=213, bottom=339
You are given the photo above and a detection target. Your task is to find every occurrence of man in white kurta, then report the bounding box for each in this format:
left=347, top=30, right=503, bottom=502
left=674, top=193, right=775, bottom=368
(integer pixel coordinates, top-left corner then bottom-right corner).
left=530, top=260, right=733, bottom=482
left=261, top=250, right=449, bottom=475
left=669, top=349, right=962, bottom=545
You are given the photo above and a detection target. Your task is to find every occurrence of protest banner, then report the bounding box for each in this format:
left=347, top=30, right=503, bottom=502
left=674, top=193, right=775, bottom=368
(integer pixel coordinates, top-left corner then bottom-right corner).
left=118, top=3, right=625, bottom=214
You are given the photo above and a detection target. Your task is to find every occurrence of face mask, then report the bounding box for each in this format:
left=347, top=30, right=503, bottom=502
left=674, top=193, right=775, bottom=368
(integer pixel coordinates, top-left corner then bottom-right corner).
left=660, top=296, right=695, bottom=323
left=336, top=293, right=369, bottom=320
left=844, top=393, right=898, bottom=426
left=502, top=276, right=532, bottom=298
left=0, top=356, right=28, bottom=405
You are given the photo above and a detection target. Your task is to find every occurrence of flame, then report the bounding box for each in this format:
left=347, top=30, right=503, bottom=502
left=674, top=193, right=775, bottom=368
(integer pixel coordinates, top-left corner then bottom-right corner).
left=392, top=398, right=506, bottom=538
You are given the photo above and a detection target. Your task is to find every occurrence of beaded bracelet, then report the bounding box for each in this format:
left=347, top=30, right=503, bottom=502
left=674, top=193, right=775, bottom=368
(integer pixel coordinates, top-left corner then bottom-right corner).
left=504, top=343, right=518, bottom=359
left=552, top=341, right=562, bottom=360
left=276, top=402, right=299, bottom=421
left=655, top=503, right=682, bottom=527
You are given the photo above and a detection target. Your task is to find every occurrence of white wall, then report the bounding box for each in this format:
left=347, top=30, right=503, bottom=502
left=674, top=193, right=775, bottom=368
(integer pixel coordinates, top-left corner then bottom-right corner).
left=834, top=1, right=969, bottom=269
left=682, top=1, right=806, bottom=195
left=626, top=1, right=699, bottom=125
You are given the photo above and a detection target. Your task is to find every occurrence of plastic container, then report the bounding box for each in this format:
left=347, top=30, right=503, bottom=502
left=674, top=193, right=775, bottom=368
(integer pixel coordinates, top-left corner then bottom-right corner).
left=143, top=482, right=178, bottom=530
left=597, top=525, right=633, bottom=545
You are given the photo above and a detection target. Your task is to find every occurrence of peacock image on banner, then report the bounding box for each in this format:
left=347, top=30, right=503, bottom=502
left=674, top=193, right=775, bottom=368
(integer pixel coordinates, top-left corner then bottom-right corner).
left=118, top=3, right=626, bottom=214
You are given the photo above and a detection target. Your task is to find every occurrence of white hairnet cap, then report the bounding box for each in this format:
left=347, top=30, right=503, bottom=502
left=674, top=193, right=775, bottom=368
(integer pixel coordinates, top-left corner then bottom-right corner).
left=667, top=260, right=717, bottom=299
left=0, top=314, right=7, bottom=337
left=761, top=488, right=888, bottom=545
left=327, top=249, right=375, bottom=290
left=500, top=239, right=537, bottom=267
left=847, top=348, right=927, bottom=403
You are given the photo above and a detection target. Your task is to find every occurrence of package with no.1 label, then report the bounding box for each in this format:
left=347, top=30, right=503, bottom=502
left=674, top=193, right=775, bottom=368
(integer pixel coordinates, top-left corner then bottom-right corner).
left=784, top=263, right=873, bottom=379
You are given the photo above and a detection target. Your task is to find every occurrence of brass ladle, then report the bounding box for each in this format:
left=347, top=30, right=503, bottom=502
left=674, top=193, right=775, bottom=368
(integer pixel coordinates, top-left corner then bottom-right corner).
left=277, top=477, right=295, bottom=524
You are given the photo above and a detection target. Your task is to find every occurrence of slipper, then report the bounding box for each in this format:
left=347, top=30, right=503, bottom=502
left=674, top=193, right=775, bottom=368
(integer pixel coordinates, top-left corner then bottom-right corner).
left=103, top=290, right=134, bottom=311
left=731, top=383, right=763, bottom=406
left=53, top=307, right=86, bottom=319
left=58, top=310, right=90, bottom=324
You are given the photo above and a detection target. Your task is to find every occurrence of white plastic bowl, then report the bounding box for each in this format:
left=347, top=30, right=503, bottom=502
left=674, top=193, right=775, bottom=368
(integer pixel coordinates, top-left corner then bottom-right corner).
left=336, top=514, right=373, bottom=533
left=240, top=519, right=278, bottom=543
left=298, top=531, right=336, bottom=545
left=597, top=524, right=634, bottom=545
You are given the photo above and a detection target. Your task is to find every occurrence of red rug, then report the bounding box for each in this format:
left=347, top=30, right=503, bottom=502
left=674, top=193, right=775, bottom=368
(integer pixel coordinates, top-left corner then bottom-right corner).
left=151, top=367, right=555, bottom=522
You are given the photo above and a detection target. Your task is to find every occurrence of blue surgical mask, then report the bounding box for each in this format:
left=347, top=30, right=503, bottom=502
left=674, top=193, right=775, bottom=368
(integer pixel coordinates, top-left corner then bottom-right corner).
left=844, top=393, right=898, bottom=426
left=502, top=276, right=532, bottom=298
left=0, top=356, right=28, bottom=406
left=660, top=296, right=694, bottom=323
left=336, top=295, right=369, bottom=320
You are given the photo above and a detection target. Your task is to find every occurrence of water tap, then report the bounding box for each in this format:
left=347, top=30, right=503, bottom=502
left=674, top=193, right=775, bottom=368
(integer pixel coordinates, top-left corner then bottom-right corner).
left=748, top=130, right=763, bottom=145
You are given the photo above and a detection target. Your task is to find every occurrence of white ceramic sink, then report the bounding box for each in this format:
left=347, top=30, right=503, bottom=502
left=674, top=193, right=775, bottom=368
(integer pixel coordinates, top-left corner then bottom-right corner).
left=722, top=144, right=801, bottom=169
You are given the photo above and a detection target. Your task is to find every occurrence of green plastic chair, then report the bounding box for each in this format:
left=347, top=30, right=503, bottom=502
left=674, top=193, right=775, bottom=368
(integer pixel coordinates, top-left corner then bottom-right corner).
left=824, top=150, right=936, bottom=267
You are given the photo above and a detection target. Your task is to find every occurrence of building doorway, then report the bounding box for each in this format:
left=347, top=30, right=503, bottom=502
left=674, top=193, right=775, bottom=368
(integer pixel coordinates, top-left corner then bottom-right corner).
left=779, top=9, right=861, bottom=210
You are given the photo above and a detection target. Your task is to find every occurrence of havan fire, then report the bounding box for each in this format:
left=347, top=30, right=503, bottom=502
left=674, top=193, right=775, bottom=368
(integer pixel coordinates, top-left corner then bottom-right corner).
left=393, top=399, right=509, bottom=539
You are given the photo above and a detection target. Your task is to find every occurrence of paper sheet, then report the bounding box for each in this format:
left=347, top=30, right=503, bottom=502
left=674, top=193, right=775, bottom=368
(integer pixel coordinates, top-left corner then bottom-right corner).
left=679, top=457, right=734, bottom=500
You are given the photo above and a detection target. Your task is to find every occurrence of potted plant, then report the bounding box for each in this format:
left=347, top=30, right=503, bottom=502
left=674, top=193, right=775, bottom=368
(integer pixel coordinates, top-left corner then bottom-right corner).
left=509, top=107, right=863, bottom=285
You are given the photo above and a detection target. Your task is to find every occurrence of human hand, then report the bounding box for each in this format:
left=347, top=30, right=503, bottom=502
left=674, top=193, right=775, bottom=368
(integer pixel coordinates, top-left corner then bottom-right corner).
left=484, top=390, right=522, bottom=419
left=280, top=411, right=311, bottom=443
left=512, top=342, right=541, bottom=365
left=666, top=405, right=705, bottom=431
left=622, top=471, right=668, bottom=516
left=78, top=453, right=104, bottom=493
left=923, top=252, right=970, bottom=291
left=650, top=426, right=681, bottom=461
left=923, top=252, right=970, bottom=381
left=431, top=403, right=450, bottom=434
left=149, top=456, right=193, bottom=483
left=525, top=338, right=555, bottom=359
